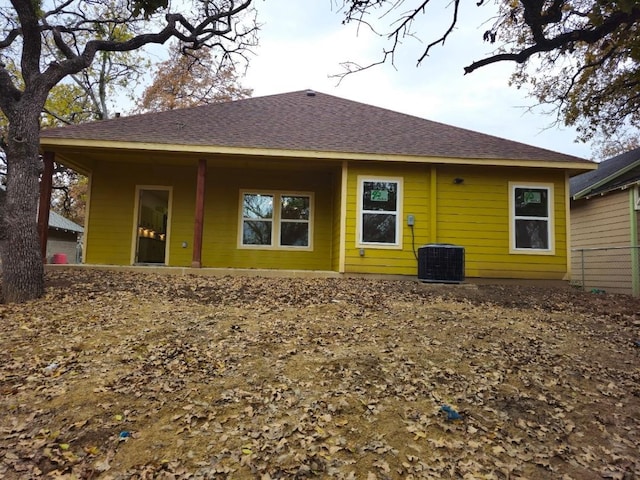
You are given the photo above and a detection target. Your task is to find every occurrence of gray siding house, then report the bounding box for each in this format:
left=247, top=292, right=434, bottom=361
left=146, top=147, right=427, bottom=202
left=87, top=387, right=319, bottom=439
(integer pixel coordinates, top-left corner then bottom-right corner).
left=46, top=210, right=84, bottom=263
left=0, top=184, right=83, bottom=264
left=570, top=147, right=640, bottom=296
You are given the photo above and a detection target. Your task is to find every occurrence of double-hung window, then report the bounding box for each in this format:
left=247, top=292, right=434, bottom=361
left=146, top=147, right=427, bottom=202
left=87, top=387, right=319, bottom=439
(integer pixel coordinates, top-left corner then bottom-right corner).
left=280, top=195, right=311, bottom=246
left=509, top=183, right=554, bottom=254
left=240, top=191, right=312, bottom=249
left=357, top=177, right=402, bottom=247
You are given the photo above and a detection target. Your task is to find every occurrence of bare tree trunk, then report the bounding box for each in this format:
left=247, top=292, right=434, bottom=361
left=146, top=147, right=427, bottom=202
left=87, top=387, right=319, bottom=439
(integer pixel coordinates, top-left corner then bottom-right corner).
left=1, top=113, right=45, bottom=303
left=0, top=185, right=6, bottom=269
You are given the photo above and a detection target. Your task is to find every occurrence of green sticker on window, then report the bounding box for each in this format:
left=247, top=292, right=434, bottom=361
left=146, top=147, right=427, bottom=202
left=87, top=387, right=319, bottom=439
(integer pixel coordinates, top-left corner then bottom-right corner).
left=370, top=190, right=389, bottom=202
left=523, top=191, right=541, bottom=204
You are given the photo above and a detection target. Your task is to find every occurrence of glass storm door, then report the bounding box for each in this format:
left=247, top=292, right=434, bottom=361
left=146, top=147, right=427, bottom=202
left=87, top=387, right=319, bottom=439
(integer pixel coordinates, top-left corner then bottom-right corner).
left=135, top=188, right=169, bottom=264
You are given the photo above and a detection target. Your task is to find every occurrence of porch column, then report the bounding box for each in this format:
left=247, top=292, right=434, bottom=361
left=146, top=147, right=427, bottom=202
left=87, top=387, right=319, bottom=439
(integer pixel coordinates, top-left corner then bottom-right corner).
left=192, top=158, right=207, bottom=268
left=38, top=151, right=55, bottom=263
left=338, top=161, right=348, bottom=273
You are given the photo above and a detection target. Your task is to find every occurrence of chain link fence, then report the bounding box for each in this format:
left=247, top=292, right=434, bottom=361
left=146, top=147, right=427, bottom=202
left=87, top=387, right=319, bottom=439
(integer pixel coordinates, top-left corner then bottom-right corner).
left=571, top=246, right=640, bottom=296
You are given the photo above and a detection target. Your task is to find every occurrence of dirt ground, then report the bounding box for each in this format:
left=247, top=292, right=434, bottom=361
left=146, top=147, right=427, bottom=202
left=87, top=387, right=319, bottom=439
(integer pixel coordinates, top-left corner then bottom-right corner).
left=1, top=269, right=639, bottom=479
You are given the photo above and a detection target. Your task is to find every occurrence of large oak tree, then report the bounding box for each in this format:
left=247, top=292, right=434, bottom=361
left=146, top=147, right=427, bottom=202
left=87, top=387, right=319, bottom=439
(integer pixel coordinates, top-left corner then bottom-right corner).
left=0, top=0, right=256, bottom=303
left=339, top=0, right=640, bottom=155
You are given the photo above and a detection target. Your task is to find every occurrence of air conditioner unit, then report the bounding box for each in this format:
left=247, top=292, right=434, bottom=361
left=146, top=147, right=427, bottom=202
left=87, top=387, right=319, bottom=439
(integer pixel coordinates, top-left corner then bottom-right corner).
left=418, top=244, right=465, bottom=283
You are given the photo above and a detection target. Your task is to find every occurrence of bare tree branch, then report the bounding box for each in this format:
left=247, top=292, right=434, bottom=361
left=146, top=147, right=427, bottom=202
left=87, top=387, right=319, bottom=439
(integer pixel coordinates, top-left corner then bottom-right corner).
left=338, top=1, right=640, bottom=77
left=417, top=0, right=459, bottom=64
left=465, top=5, right=640, bottom=74
left=42, top=106, right=74, bottom=126
left=0, top=29, right=20, bottom=49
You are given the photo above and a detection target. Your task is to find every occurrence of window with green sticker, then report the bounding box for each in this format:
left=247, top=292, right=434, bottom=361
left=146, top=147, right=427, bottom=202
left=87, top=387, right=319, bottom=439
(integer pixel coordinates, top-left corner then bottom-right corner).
left=510, top=184, right=554, bottom=253
left=358, top=178, right=402, bottom=246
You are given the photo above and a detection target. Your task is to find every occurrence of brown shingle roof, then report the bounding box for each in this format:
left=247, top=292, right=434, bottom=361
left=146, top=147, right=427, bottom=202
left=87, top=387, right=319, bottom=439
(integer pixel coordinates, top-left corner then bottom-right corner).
left=40, top=90, right=590, bottom=164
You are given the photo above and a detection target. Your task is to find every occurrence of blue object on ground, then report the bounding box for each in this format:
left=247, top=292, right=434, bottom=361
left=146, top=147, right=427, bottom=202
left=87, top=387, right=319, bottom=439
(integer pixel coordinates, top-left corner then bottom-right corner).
left=440, top=405, right=461, bottom=421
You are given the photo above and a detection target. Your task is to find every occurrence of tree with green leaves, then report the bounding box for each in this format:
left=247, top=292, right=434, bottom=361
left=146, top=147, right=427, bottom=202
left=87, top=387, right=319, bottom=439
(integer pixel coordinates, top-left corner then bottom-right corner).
left=137, top=41, right=252, bottom=112
left=339, top=1, right=640, bottom=156
left=0, top=0, right=256, bottom=303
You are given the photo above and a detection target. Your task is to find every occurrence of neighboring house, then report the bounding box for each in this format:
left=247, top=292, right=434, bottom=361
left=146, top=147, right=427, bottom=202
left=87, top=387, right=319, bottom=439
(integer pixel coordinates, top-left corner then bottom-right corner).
left=39, top=90, right=594, bottom=280
left=46, top=210, right=84, bottom=264
left=570, top=147, right=640, bottom=296
left=0, top=184, right=84, bottom=264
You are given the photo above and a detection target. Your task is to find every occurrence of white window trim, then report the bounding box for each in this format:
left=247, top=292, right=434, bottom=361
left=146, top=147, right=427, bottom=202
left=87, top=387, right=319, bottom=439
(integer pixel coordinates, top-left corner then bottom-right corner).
left=356, top=176, right=403, bottom=249
left=509, top=182, right=555, bottom=255
left=238, top=190, right=314, bottom=251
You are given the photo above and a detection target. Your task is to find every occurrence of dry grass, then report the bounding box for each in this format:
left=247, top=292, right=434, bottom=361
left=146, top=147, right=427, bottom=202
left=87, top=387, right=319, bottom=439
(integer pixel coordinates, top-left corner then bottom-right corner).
left=1, top=269, right=639, bottom=479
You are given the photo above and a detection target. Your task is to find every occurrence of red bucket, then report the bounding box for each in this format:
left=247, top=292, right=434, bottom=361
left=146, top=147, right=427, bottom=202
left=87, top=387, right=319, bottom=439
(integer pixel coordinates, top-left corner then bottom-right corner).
left=52, top=253, right=68, bottom=264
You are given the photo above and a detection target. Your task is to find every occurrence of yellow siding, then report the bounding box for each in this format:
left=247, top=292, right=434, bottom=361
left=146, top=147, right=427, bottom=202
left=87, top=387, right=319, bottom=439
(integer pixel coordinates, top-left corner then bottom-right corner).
left=85, top=169, right=133, bottom=265
left=85, top=162, right=196, bottom=266
left=86, top=159, right=336, bottom=270
left=436, top=166, right=567, bottom=279
left=85, top=155, right=570, bottom=280
left=200, top=167, right=335, bottom=270
left=344, top=163, right=430, bottom=275
left=343, top=164, right=568, bottom=279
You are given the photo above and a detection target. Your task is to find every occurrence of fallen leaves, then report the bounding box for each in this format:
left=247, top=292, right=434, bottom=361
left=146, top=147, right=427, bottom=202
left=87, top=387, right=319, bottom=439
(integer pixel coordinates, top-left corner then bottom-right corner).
left=0, top=270, right=639, bottom=478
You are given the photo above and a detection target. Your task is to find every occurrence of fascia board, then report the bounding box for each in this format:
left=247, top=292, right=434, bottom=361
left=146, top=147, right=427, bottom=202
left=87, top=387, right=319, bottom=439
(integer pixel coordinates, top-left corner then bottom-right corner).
left=40, top=138, right=596, bottom=172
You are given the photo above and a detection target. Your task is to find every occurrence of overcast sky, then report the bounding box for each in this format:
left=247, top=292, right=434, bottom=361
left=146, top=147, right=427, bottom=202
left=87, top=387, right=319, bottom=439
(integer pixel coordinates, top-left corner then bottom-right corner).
left=243, top=0, right=592, bottom=160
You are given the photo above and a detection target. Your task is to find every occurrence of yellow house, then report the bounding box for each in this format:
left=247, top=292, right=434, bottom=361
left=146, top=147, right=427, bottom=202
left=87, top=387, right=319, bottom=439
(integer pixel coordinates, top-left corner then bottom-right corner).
left=39, top=90, right=595, bottom=280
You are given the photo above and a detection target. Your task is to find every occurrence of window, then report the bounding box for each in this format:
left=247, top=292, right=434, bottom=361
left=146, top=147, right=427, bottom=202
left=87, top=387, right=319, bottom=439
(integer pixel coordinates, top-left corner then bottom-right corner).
left=510, top=183, right=554, bottom=253
left=240, top=191, right=312, bottom=249
left=280, top=195, right=310, bottom=246
left=241, top=193, right=273, bottom=246
left=358, top=177, right=402, bottom=247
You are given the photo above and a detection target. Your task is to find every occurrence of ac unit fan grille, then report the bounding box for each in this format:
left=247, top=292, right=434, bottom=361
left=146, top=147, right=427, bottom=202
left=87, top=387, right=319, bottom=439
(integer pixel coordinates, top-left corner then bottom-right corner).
left=418, top=244, right=465, bottom=283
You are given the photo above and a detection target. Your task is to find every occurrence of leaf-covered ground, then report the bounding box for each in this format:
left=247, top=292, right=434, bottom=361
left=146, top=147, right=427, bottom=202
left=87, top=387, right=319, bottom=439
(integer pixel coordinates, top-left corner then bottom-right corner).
left=1, top=269, right=639, bottom=479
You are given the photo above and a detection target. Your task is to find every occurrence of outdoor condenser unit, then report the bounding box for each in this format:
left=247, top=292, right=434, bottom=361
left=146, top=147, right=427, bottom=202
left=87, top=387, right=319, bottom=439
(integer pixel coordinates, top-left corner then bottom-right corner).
left=418, top=244, right=465, bottom=283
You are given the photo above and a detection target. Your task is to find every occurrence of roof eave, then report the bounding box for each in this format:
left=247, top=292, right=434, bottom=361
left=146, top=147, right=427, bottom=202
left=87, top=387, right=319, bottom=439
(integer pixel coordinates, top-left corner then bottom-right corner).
left=40, top=138, right=596, bottom=172
left=577, top=179, right=640, bottom=201
left=50, top=226, right=83, bottom=234
left=572, top=158, right=640, bottom=200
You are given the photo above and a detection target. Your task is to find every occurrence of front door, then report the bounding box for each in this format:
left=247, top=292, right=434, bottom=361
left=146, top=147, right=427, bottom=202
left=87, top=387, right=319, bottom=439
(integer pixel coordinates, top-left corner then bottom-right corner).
left=135, top=187, right=170, bottom=264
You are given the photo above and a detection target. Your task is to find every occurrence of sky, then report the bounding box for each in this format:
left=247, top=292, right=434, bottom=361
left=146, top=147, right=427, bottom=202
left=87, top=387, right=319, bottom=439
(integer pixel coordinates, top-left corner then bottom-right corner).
left=243, top=0, right=593, bottom=160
